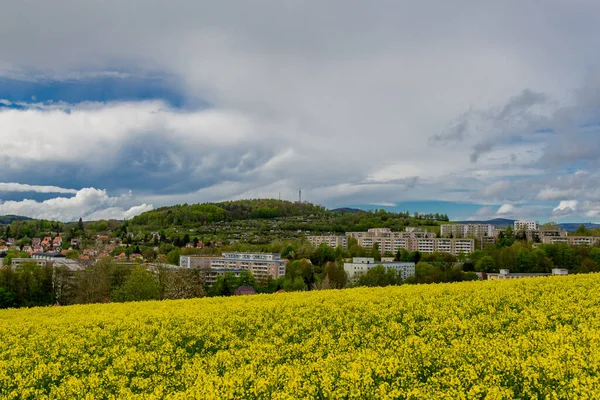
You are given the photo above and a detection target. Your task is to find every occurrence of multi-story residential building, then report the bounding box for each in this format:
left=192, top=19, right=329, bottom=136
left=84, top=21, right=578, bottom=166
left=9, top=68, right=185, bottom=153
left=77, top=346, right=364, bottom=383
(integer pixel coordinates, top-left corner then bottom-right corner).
left=346, top=227, right=436, bottom=240
left=541, top=236, right=600, bottom=246
left=514, top=220, right=539, bottom=231
left=487, top=268, right=568, bottom=280
left=440, top=224, right=494, bottom=238
left=343, top=257, right=415, bottom=281
left=14, top=253, right=84, bottom=270
left=306, top=235, right=348, bottom=249
left=179, top=252, right=287, bottom=284
left=351, top=230, right=474, bottom=255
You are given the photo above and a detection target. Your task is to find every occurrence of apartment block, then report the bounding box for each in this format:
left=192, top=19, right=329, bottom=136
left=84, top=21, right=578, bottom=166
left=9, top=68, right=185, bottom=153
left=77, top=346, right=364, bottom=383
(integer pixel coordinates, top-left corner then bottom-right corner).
left=541, top=236, right=599, bottom=246
left=306, top=235, right=348, bottom=249
left=354, top=233, right=474, bottom=255
left=514, top=220, right=540, bottom=231
left=440, top=224, right=494, bottom=238
left=343, top=257, right=415, bottom=281
left=179, top=252, right=287, bottom=284
left=346, top=227, right=436, bottom=240
left=487, top=268, right=569, bottom=280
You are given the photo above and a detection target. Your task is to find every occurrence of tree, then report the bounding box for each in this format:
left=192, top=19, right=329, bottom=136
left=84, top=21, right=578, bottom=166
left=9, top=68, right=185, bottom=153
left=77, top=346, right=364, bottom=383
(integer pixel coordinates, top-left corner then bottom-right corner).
left=475, top=256, right=496, bottom=273
left=74, top=259, right=114, bottom=304
left=78, top=217, right=84, bottom=231
left=238, top=270, right=255, bottom=287
left=162, top=268, right=205, bottom=299
left=322, top=261, right=347, bottom=289
left=356, top=265, right=399, bottom=287
left=282, top=277, right=306, bottom=292
left=112, top=266, right=161, bottom=302
left=65, top=249, right=80, bottom=260
left=212, top=272, right=240, bottom=296
left=0, top=287, right=17, bottom=309
left=166, top=248, right=181, bottom=266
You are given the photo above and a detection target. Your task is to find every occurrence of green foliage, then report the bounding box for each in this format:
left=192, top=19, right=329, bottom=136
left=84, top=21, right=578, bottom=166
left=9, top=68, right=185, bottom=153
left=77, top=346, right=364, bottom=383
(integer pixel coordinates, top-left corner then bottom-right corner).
left=475, top=256, right=496, bottom=273
left=0, top=287, right=17, bottom=309
left=355, top=265, right=400, bottom=287
left=322, top=262, right=348, bottom=289
left=0, top=262, right=54, bottom=307
left=112, top=266, right=161, bottom=302
left=282, top=277, right=306, bottom=292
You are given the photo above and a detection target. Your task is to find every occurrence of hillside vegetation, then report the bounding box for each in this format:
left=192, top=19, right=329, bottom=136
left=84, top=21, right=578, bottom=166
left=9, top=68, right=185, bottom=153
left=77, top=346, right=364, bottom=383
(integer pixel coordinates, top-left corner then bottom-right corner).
left=127, top=199, right=448, bottom=236
left=1, top=274, right=599, bottom=398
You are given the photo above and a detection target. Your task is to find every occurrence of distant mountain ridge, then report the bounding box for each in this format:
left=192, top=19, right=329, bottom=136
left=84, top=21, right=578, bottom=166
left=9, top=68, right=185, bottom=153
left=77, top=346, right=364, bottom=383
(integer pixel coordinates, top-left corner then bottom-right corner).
left=454, top=218, right=516, bottom=227
left=454, top=218, right=600, bottom=232
left=0, top=215, right=34, bottom=225
left=330, top=207, right=367, bottom=214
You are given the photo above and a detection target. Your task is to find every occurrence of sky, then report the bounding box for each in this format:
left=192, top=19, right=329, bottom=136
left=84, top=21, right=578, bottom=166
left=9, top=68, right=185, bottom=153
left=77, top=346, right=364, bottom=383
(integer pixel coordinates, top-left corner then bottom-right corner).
left=1, top=1, right=600, bottom=222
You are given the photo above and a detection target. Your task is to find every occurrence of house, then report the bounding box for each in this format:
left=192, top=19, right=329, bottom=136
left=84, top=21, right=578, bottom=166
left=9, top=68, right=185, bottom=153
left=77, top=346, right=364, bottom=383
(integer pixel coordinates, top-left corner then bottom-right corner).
left=71, top=238, right=80, bottom=247
left=487, top=268, right=569, bottom=280
left=234, top=286, right=257, bottom=296
left=115, top=252, right=127, bottom=260
left=41, top=237, right=52, bottom=247
left=32, top=238, right=41, bottom=246
left=343, top=257, right=416, bottom=281
left=53, top=236, right=62, bottom=246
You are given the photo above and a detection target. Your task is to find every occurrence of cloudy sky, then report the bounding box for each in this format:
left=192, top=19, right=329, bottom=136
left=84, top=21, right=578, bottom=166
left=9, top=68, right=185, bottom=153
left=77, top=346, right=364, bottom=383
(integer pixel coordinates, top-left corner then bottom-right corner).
left=1, top=0, right=600, bottom=222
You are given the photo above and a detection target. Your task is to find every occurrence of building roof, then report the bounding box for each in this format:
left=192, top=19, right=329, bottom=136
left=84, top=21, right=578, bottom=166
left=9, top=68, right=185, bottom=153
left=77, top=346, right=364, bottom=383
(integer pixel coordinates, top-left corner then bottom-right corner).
left=33, top=252, right=66, bottom=258
left=234, top=286, right=257, bottom=295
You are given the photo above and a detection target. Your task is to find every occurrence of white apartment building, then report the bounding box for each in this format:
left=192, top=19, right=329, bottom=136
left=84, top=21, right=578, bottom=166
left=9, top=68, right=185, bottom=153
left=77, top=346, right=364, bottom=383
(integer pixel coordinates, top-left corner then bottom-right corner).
left=346, top=228, right=436, bottom=240
left=343, top=257, right=415, bottom=281
left=514, top=220, right=540, bottom=231
left=179, top=252, right=287, bottom=284
left=440, top=224, right=494, bottom=238
left=354, top=234, right=474, bottom=255
left=306, top=235, right=348, bottom=249
left=487, top=268, right=568, bottom=280
left=541, top=236, right=599, bottom=246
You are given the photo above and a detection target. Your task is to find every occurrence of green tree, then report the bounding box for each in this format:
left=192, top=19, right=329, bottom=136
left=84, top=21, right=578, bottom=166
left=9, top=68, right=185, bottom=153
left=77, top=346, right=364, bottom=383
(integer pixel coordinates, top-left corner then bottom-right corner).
left=282, top=276, right=306, bottom=292
left=112, top=266, right=161, bottom=302
left=212, top=272, right=240, bottom=296
left=356, top=265, right=399, bottom=287
left=475, top=256, right=496, bottom=273
left=322, top=261, right=347, bottom=289
left=166, top=248, right=181, bottom=266
left=0, top=287, right=17, bottom=308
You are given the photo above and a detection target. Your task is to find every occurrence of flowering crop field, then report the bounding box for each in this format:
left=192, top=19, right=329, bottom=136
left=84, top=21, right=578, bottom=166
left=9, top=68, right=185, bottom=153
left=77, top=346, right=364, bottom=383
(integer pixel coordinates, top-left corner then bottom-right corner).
left=1, top=275, right=600, bottom=399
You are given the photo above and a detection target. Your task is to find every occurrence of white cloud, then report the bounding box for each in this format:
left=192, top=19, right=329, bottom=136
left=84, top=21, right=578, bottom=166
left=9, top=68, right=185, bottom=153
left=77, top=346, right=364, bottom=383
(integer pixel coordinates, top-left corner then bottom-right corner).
left=496, top=204, right=516, bottom=215
left=84, top=204, right=154, bottom=221
left=0, top=182, right=77, bottom=194
left=553, top=200, right=578, bottom=212
left=0, top=187, right=152, bottom=222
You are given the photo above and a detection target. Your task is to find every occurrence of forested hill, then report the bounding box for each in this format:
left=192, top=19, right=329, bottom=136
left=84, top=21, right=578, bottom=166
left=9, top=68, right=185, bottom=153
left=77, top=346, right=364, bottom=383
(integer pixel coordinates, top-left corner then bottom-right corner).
left=0, top=215, right=33, bottom=225
left=130, top=199, right=327, bottom=228
left=128, top=199, right=449, bottom=232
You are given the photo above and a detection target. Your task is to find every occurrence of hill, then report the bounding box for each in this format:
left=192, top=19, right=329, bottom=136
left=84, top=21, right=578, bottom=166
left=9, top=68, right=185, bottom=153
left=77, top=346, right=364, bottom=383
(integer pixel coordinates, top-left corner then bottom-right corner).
left=1, top=274, right=598, bottom=397
left=127, top=199, right=448, bottom=242
left=558, top=222, right=600, bottom=231
left=330, top=207, right=366, bottom=214
left=0, top=215, right=33, bottom=225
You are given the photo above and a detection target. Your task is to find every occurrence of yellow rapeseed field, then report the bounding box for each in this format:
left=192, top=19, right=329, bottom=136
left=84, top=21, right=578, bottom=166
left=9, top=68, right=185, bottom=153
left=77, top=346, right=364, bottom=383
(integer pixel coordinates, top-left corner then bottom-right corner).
left=1, top=274, right=599, bottom=399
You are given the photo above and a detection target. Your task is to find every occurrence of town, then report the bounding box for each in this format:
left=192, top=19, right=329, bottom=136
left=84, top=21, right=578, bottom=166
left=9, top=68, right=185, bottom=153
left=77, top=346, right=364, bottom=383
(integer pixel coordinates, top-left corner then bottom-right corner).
left=2, top=202, right=599, bottom=308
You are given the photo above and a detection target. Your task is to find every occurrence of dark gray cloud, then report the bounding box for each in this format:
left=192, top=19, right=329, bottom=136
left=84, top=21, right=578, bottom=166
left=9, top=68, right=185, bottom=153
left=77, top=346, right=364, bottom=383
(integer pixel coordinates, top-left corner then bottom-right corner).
left=2, top=0, right=600, bottom=220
